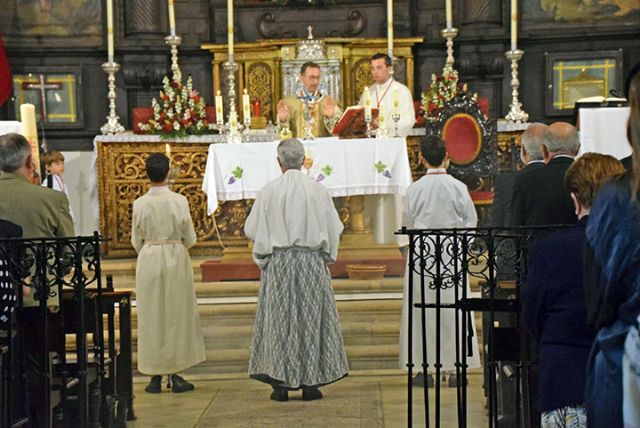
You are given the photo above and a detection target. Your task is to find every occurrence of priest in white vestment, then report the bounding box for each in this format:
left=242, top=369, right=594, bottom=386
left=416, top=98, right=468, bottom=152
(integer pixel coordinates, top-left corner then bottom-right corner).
left=245, top=138, right=349, bottom=402
left=358, top=53, right=416, bottom=244
left=132, top=153, right=206, bottom=394
left=399, top=135, right=480, bottom=387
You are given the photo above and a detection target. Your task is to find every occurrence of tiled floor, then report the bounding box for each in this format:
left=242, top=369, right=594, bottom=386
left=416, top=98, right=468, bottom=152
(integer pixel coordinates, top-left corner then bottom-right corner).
left=128, top=371, right=488, bottom=427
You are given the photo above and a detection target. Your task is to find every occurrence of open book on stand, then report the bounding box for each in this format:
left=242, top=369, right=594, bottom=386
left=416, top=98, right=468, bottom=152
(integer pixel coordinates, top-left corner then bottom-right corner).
left=332, top=106, right=379, bottom=138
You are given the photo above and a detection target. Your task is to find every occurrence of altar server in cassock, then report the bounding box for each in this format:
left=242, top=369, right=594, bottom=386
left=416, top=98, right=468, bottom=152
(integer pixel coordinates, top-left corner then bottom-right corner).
left=358, top=53, right=416, bottom=138
left=132, top=153, right=205, bottom=394
left=245, top=138, right=349, bottom=402
left=399, top=135, right=480, bottom=387
left=277, top=61, right=342, bottom=138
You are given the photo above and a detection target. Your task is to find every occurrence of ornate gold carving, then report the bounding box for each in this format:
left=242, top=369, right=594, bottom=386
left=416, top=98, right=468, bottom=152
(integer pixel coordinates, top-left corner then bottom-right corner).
left=247, top=62, right=273, bottom=121
left=353, top=59, right=374, bottom=102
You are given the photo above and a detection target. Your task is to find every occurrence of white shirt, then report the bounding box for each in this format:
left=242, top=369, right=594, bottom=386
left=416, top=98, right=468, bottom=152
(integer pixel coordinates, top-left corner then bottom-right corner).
left=358, top=78, right=415, bottom=137
left=244, top=169, right=344, bottom=266
left=402, top=169, right=477, bottom=229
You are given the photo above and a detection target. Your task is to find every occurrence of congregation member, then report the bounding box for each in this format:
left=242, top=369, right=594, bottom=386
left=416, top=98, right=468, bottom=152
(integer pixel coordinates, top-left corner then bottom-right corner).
left=584, top=69, right=640, bottom=427
left=492, top=123, right=546, bottom=228
left=0, top=133, right=74, bottom=239
left=359, top=53, right=415, bottom=138
left=277, top=61, right=342, bottom=138
left=399, top=135, right=480, bottom=387
left=522, top=153, right=625, bottom=428
left=131, top=153, right=205, bottom=394
left=245, top=138, right=348, bottom=402
left=512, top=122, right=580, bottom=227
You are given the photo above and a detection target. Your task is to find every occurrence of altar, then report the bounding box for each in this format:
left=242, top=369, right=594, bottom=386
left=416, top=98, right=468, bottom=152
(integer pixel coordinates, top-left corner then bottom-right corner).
left=94, top=134, right=421, bottom=258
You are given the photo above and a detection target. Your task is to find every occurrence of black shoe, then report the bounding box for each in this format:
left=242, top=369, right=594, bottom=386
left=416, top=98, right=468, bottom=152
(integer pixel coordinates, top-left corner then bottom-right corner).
left=412, top=373, right=435, bottom=388
left=447, top=373, right=468, bottom=388
left=145, top=375, right=162, bottom=394
left=302, top=387, right=323, bottom=401
left=270, top=388, right=288, bottom=402
left=171, top=374, right=195, bottom=393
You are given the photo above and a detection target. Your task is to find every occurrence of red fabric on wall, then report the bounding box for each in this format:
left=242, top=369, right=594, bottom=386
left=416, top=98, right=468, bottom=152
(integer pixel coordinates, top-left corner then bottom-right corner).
left=0, top=34, right=12, bottom=106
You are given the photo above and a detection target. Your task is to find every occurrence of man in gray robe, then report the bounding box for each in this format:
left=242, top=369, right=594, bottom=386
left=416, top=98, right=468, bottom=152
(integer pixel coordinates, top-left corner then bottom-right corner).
left=245, top=138, right=349, bottom=402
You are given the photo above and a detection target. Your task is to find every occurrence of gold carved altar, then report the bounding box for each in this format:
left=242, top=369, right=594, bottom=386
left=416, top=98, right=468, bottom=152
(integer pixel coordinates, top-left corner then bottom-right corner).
left=201, top=37, right=423, bottom=123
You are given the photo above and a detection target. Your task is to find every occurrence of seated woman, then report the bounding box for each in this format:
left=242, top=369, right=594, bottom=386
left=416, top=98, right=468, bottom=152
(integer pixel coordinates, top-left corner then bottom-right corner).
left=521, top=153, right=624, bottom=427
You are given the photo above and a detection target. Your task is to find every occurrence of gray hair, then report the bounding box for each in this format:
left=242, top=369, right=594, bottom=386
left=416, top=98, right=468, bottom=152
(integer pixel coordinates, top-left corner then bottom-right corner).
left=520, top=123, right=546, bottom=161
left=543, top=122, right=580, bottom=155
left=0, top=133, right=31, bottom=173
left=277, top=138, right=305, bottom=170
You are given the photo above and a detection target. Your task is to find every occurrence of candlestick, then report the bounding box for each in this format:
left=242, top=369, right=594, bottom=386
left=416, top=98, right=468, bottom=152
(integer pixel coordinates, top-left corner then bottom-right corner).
left=377, top=111, right=387, bottom=138
left=224, top=60, right=241, bottom=142
left=510, top=0, right=518, bottom=51
left=164, top=34, right=182, bottom=81
left=227, top=0, right=234, bottom=62
left=445, top=0, right=452, bottom=30
left=215, top=90, right=224, bottom=126
left=440, top=27, right=459, bottom=73
left=168, top=0, right=176, bottom=37
left=505, top=49, right=529, bottom=123
left=106, top=0, right=114, bottom=63
left=100, top=62, right=124, bottom=135
left=387, top=0, right=393, bottom=59
left=242, top=89, right=251, bottom=123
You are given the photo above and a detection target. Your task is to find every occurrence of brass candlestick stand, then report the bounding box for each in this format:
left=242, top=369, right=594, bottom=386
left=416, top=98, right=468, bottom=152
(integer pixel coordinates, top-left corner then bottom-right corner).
left=440, top=27, right=459, bottom=73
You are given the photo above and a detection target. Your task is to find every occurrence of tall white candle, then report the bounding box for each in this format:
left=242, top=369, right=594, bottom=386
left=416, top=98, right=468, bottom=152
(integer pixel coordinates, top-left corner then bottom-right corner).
left=215, top=90, right=224, bottom=125
left=510, top=0, right=517, bottom=51
left=387, top=0, right=393, bottom=58
left=445, top=0, right=452, bottom=30
left=20, top=103, right=40, bottom=175
left=106, top=0, right=114, bottom=63
left=363, top=87, right=372, bottom=117
left=242, top=89, right=251, bottom=122
left=227, top=0, right=234, bottom=61
left=165, top=143, right=171, bottom=158
left=168, top=0, right=176, bottom=36
left=392, top=89, right=399, bottom=114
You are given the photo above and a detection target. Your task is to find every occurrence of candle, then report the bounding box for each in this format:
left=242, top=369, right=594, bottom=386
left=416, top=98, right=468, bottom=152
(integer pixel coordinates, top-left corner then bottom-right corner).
left=227, top=0, right=234, bottom=61
left=387, top=0, right=393, bottom=58
left=445, top=0, right=452, bottom=30
left=106, top=0, right=114, bottom=63
left=215, top=90, right=224, bottom=125
left=379, top=111, right=386, bottom=130
left=363, top=86, right=372, bottom=117
left=165, top=143, right=171, bottom=158
left=242, top=89, right=251, bottom=122
left=392, top=89, right=399, bottom=113
left=168, top=0, right=176, bottom=36
left=20, top=104, right=40, bottom=182
left=510, top=0, right=517, bottom=51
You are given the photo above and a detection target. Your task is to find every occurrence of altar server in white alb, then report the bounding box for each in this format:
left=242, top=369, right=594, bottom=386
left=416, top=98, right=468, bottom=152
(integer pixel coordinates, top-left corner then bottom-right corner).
left=245, top=138, right=349, bottom=402
left=132, top=153, right=205, bottom=394
left=399, top=135, right=480, bottom=387
left=358, top=52, right=416, bottom=138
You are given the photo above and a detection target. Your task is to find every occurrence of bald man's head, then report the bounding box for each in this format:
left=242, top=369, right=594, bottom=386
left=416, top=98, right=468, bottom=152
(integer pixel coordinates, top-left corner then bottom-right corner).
left=542, top=122, right=580, bottom=161
left=520, top=123, right=547, bottom=164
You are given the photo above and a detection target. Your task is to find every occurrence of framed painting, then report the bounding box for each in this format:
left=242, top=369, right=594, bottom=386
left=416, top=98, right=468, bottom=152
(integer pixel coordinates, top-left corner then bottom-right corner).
left=11, top=66, right=84, bottom=129
left=545, top=50, right=623, bottom=116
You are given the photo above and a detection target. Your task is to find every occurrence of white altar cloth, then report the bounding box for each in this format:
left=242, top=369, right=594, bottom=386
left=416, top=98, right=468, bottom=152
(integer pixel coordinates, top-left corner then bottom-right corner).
left=203, top=137, right=413, bottom=215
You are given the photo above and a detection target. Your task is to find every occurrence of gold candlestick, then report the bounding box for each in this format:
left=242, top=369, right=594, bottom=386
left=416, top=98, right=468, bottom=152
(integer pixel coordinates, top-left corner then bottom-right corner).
left=440, top=27, right=459, bottom=73
left=164, top=35, right=182, bottom=81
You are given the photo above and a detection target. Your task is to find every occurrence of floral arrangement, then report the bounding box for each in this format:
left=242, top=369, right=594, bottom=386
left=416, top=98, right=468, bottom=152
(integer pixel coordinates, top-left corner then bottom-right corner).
left=137, top=73, right=210, bottom=138
left=421, top=68, right=461, bottom=123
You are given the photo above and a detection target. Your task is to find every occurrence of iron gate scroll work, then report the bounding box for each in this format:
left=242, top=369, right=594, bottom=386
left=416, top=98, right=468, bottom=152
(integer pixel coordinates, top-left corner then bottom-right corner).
left=400, top=227, right=538, bottom=428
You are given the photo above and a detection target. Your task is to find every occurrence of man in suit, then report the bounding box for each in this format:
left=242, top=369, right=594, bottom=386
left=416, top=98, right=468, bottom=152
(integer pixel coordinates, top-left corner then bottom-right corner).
left=0, top=133, right=74, bottom=238
left=512, top=122, right=579, bottom=227
left=492, top=123, right=547, bottom=228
